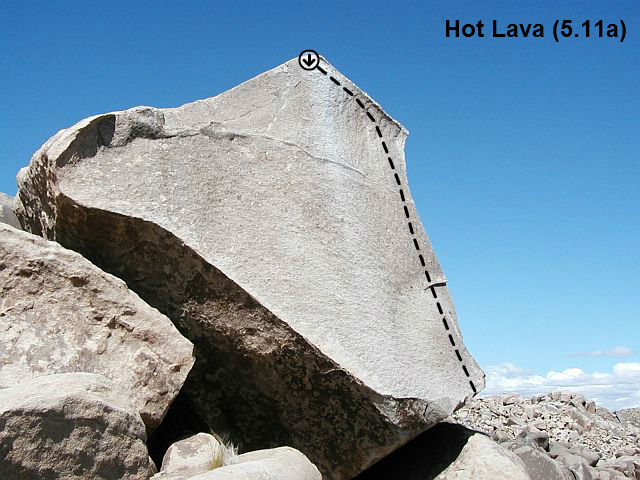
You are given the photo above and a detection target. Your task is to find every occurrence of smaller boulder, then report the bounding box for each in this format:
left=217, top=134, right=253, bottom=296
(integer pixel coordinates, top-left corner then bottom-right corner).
left=516, top=428, right=550, bottom=452
left=0, top=372, right=154, bottom=480
left=153, top=446, right=321, bottom=480
left=569, top=446, right=600, bottom=467
left=158, top=433, right=229, bottom=478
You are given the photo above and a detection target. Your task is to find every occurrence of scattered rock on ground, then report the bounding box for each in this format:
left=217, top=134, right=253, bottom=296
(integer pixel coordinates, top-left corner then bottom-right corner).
left=451, top=393, right=640, bottom=480
left=0, top=372, right=155, bottom=480
left=14, top=56, right=484, bottom=479
left=0, top=223, right=194, bottom=431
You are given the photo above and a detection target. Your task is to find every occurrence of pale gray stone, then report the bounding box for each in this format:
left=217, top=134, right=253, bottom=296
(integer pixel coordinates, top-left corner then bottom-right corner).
left=433, top=433, right=530, bottom=479
left=158, top=433, right=227, bottom=478
left=549, top=442, right=572, bottom=459
left=14, top=57, right=484, bottom=479
left=570, top=463, right=594, bottom=480
left=569, top=446, right=601, bottom=467
left=516, top=428, right=550, bottom=451
left=512, top=445, right=575, bottom=480
left=153, top=447, right=321, bottom=480
left=0, top=193, right=20, bottom=229
left=0, top=224, right=194, bottom=431
left=0, top=372, right=154, bottom=479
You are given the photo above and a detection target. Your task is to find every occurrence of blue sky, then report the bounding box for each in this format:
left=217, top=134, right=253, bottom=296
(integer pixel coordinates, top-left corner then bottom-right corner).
left=1, top=1, right=638, bottom=408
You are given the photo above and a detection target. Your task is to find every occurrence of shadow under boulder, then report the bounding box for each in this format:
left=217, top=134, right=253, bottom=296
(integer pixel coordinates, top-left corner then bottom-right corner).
left=354, top=422, right=530, bottom=480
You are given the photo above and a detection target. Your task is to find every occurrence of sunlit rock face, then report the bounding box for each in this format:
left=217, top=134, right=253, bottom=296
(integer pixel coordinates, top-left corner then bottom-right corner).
left=15, top=56, right=484, bottom=479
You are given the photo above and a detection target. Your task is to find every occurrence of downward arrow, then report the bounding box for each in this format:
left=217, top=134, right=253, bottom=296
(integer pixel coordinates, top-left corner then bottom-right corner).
left=298, top=50, right=319, bottom=71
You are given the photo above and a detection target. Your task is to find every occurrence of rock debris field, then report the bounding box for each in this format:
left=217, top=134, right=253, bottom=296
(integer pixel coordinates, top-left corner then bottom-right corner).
left=0, top=56, right=637, bottom=480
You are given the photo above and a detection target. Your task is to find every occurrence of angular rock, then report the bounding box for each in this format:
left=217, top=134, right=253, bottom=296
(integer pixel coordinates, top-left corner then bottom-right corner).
left=516, top=428, right=550, bottom=451
left=14, top=57, right=484, bottom=479
left=569, top=446, right=601, bottom=467
left=512, top=445, right=575, bottom=480
left=0, top=193, right=20, bottom=229
left=569, top=463, right=594, bottom=480
left=0, top=372, right=154, bottom=479
left=153, top=446, right=321, bottom=480
left=355, top=422, right=530, bottom=479
left=0, top=223, right=194, bottom=431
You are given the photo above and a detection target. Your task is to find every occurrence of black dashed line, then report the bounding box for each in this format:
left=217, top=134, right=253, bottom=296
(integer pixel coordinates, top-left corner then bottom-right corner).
left=309, top=61, right=476, bottom=395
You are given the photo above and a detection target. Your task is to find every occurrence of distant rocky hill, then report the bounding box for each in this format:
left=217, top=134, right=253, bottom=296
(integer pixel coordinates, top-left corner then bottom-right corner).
left=451, top=393, right=640, bottom=479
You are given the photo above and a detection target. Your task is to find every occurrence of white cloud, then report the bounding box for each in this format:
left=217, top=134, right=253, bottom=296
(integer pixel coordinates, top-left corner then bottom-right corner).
left=568, top=346, right=635, bottom=358
left=482, top=362, right=640, bottom=410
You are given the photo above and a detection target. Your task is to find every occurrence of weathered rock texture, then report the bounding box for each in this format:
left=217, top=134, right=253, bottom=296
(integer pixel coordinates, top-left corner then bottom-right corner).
left=157, top=433, right=230, bottom=478
left=0, top=372, right=155, bottom=480
left=452, top=393, right=640, bottom=479
left=0, top=223, right=194, bottom=431
left=0, top=193, right=20, bottom=229
left=355, top=422, right=530, bottom=479
left=15, top=56, right=484, bottom=479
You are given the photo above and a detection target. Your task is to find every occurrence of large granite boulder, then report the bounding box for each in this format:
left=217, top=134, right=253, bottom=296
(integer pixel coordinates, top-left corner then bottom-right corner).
left=0, top=193, right=20, bottom=228
left=0, top=223, right=194, bottom=431
left=0, top=372, right=155, bottom=479
left=15, top=56, right=484, bottom=479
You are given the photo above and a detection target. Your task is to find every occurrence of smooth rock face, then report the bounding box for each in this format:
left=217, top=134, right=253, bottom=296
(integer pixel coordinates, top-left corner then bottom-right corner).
left=355, top=422, right=530, bottom=480
left=0, top=372, right=154, bottom=480
left=0, top=193, right=20, bottom=229
left=154, top=446, right=321, bottom=480
left=15, top=56, right=484, bottom=479
left=0, top=223, right=194, bottom=431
